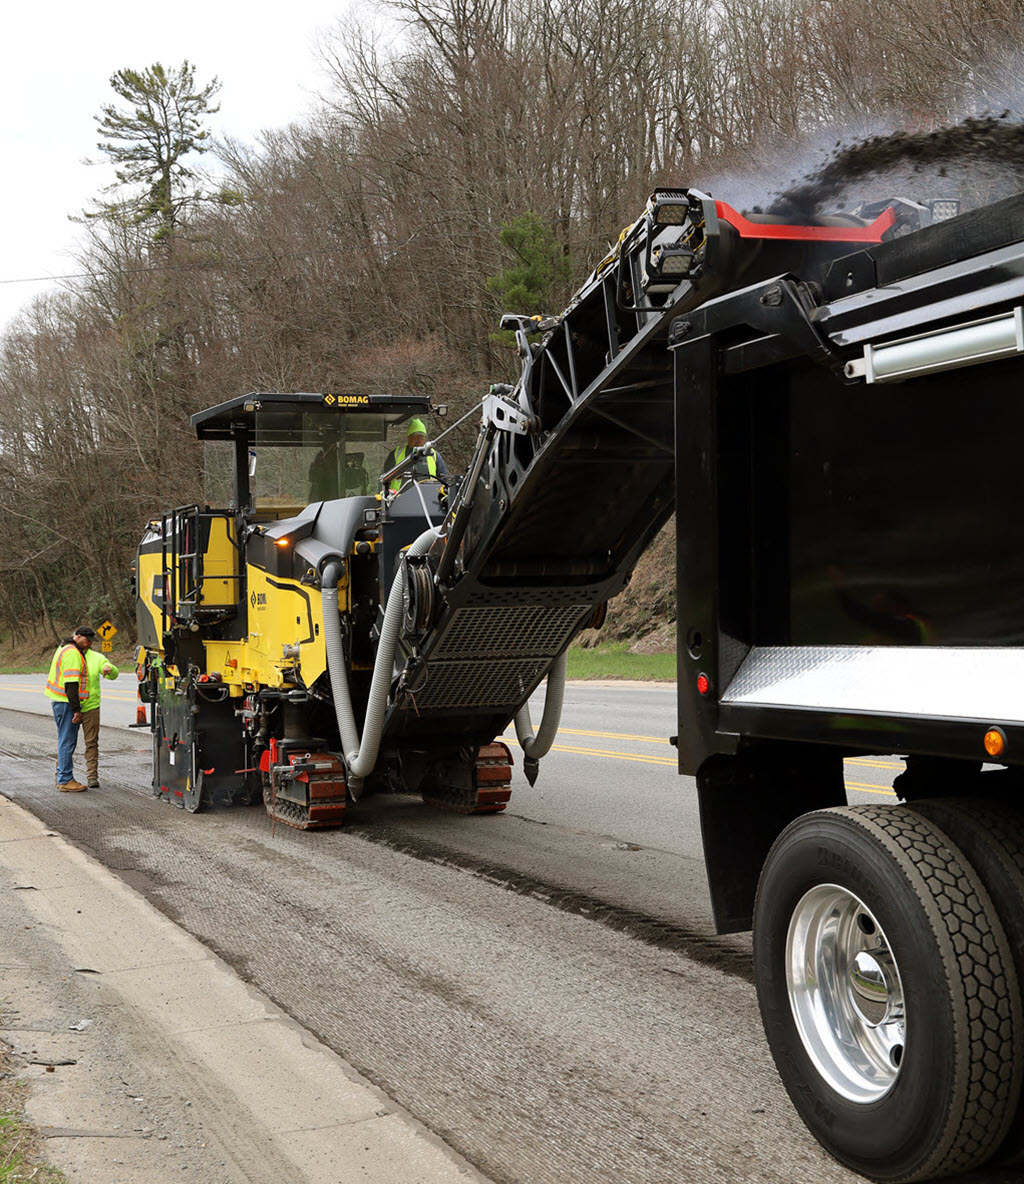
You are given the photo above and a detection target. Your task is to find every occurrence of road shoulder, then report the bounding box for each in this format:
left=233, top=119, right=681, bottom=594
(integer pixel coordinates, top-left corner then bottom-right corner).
left=0, top=793, right=489, bottom=1184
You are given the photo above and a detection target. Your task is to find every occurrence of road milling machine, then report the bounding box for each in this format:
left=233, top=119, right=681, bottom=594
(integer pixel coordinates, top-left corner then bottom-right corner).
left=136, top=189, right=921, bottom=829
left=138, top=183, right=1024, bottom=1181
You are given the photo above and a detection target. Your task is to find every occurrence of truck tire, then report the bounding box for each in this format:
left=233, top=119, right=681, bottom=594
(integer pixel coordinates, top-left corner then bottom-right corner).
left=908, top=797, right=1024, bottom=1165
left=753, top=804, right=1021, bottom=1182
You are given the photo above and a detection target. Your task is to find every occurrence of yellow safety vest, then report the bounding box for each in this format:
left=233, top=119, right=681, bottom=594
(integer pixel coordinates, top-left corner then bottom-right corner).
left=82, top=648, right=119, bottom=712
left=44, top=643, right=86, bottom=703
left=388, top=444, right=437, bottom=493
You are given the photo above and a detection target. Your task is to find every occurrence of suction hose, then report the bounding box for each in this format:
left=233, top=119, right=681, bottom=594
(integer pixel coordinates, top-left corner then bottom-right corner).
left=514, top=651, right=567, bottom=786
left=321, top=526, right=440, bottom=792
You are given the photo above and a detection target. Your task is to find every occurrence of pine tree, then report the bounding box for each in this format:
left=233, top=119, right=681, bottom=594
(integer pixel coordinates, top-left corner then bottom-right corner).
left=94, top=61, right=221, bottom=241
left=487, top=213, right=571, bottom=317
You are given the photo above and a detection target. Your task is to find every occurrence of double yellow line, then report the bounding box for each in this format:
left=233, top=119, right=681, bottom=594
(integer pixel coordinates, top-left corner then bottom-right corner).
left=499, top=725, right=677, bottom=767
left=501, top=735, right=676, bottom=767
left=846, top=756, right=899, bottom=797
left=500, top=729, right=898, bottom=793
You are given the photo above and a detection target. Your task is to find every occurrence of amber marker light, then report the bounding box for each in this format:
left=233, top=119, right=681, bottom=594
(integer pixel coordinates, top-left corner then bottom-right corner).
left=275, top=537, right=290, bottom=548
left=984, top=726, right=1007, bottom=758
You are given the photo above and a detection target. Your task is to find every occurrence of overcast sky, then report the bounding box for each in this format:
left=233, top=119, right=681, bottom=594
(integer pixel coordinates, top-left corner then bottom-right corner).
left=0, top=2, right=352, bottom=332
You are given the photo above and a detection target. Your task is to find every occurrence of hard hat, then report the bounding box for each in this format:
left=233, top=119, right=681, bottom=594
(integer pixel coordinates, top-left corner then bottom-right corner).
left=407, top=418, right=427, bottom=436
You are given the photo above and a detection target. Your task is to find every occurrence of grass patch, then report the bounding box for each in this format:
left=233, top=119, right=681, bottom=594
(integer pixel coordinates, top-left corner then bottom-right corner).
left=0, top=1108, right=31, bottom=1184
left=567, top=641, right=674, bottom=681
left=0, top=1044, right=66, bottom=1184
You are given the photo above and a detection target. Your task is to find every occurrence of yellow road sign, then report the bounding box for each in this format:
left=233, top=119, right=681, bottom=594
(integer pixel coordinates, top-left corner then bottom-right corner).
left=101, top=639, right=113, bottom=653
left=97, top=619, right=118, bottom=640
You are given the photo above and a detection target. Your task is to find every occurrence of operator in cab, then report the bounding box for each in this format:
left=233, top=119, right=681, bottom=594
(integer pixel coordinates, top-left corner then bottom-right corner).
left=309, top=434, right=370, bottom=500
left=383, top=418, right=447, bottom=494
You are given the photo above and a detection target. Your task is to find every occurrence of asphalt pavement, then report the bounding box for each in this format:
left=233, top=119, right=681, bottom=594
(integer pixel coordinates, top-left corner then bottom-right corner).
left=0, top=708, right=839, bottom=1184
left=0, top=673, right=921, bottom=1184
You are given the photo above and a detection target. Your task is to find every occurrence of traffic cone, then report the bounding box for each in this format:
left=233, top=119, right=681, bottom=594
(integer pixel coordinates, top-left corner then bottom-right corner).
left=135, top=702, right=147, bottom=726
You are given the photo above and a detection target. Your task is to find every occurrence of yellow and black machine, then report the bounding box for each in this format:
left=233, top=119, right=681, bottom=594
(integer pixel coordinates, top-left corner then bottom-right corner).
left=134, top=390, right=518, bottom=826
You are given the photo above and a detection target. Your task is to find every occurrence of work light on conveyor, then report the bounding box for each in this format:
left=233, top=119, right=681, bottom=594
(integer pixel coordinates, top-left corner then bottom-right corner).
left=648, top=190, right=691, bottom=226
left=653, top=245, right=693, bottom=276
left=645, top=242, right=694, bottom=292
left=928, top=198, right=961, bottom=222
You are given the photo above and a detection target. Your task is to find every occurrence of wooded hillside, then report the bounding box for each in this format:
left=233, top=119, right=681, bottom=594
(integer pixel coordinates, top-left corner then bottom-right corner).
left=2, top=0, right=1023, bottom=649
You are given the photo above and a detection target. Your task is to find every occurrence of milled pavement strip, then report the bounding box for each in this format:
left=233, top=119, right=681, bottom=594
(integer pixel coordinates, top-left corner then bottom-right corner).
left=0, top=794, right=490, bottom=1184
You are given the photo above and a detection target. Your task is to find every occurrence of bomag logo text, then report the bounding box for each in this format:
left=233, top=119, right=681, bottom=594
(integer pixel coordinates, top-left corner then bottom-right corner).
left=324, top=394, right=370, bottom=406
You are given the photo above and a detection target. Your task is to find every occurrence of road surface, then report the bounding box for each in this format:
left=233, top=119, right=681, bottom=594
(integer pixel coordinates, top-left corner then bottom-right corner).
left=3, top=676, right=998, bottom=1184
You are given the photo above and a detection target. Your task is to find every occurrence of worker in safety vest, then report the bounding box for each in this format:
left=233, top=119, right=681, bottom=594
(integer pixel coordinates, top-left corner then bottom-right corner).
left=81, top=646, right=120, bottom=789
left=383, top=418, right=447, bottom=494
left=44, top=627, right=95, bottom=792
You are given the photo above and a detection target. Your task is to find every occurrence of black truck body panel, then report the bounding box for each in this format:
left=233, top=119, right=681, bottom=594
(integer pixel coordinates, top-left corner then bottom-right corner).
left=672, top=196, right=1024, bottom=932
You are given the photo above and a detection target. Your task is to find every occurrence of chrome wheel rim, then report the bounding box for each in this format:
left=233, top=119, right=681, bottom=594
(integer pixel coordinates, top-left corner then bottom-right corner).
left=786, top=884, right=906, bottom=1103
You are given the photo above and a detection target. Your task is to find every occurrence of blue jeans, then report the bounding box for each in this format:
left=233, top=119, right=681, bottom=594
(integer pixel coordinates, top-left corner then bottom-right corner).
left=52, top=702, right=81, bottom=784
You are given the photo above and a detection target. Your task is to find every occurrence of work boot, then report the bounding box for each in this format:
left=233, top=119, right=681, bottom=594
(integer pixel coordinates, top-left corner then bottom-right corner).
left=87, top=780, right=100, bottom=789
left=58, top=780, right=87, bottom=793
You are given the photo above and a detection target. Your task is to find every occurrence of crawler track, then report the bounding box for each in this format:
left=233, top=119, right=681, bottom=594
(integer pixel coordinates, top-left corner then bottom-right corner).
left=421, top=741, right=514, bottom=814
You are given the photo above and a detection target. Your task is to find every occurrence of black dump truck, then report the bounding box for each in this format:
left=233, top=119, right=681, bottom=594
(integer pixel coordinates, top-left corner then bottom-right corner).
left=138, top=187, right=1024, bottom=1181
left=668, top=190, right=1024, bottom=1182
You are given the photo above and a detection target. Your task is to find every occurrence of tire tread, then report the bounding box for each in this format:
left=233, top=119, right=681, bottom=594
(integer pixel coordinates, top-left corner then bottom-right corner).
left=909, top=797, right=1024, bottom=1166
left=838, top=804, right=1019, bottom=1177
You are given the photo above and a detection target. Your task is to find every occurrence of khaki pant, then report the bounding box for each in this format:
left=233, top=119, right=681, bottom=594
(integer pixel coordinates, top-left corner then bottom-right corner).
left=81, top=708, right=100, bottom=784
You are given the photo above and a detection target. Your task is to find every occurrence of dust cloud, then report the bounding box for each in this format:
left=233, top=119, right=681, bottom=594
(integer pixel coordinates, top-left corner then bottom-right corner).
left=767, top=115, right=1024, bottom=218
left=699, top=111, right=1024, bottom=222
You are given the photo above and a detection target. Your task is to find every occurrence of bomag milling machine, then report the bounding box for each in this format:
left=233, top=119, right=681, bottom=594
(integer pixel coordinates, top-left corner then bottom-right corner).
left=133, top=389, right=523, bottom=826
left=135, top=188, right=936, bottom=831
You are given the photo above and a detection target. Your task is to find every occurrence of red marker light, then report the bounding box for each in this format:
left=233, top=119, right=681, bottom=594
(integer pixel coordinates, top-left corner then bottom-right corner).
left=697, top=673, right=710, bottom=696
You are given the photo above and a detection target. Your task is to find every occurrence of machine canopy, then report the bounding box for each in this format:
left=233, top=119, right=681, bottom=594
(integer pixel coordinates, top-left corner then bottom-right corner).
left=192, top=392, right=434, bottom=509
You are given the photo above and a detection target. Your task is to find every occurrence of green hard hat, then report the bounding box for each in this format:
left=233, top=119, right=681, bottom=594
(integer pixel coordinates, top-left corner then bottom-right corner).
left=407, top=417, right=427, bottom=436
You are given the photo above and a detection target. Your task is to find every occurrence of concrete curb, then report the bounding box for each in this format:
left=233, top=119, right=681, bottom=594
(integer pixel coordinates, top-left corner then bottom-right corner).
left=0, top=794, right=490, bottom=1183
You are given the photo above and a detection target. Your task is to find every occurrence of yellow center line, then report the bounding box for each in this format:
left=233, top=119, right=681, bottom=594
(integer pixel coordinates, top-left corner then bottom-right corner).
left=499, top=735, right=676, bottom=767
left=557, top=727, right=671, bottom=745
left=0, top=686, right=907, bottom=784
left=845, top=780, right=896, bottom=797
left=0, top=688, right=678, bottom=743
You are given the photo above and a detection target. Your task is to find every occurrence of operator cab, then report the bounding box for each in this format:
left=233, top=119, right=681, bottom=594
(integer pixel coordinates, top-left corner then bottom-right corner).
left=192, top=391, right=440, bottom=518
